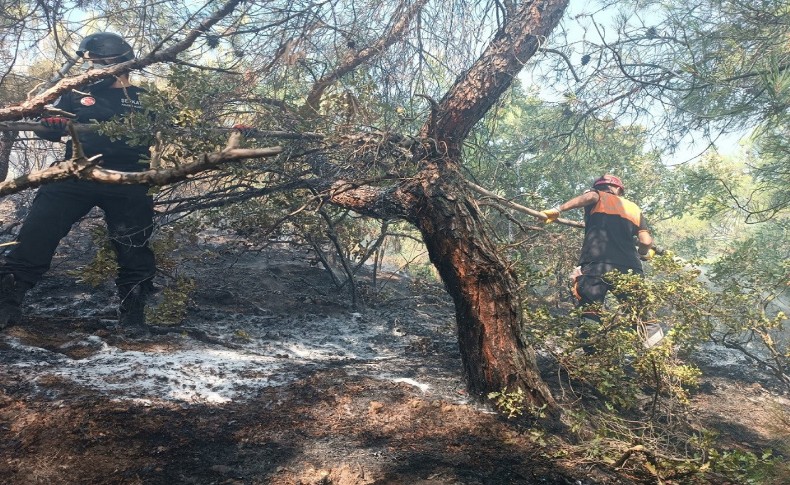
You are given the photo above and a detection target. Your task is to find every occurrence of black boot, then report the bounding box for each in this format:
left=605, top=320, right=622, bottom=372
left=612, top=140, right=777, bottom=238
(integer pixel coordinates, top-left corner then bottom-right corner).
left=118, top=284, right=151, bottom=331
left=0, top=274, right=30, bottom=330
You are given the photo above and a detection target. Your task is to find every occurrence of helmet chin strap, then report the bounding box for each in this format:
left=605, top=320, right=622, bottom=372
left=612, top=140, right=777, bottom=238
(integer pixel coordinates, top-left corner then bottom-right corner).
left=81, top=58, right=124, bottom=71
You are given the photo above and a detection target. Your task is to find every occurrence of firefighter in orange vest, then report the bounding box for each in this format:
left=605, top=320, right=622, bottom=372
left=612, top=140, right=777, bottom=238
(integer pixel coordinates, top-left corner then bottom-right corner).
left=541, top=175, right=655, bottom=321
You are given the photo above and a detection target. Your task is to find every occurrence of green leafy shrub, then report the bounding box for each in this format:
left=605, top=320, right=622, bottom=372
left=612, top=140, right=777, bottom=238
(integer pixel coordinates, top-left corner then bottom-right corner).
left=71, top=226, right=119, bottom=287
left=146, top=276, right=196, bottom=325
left=72, top=221, right=198, bottom=326
left=488, top=387, right=548, bottom=420
left=527, top=253, right=787, bottom=483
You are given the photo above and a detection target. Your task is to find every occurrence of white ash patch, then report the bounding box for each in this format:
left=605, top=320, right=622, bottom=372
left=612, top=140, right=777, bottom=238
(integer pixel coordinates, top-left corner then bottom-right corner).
left=2, top=310, right=467, bottom=405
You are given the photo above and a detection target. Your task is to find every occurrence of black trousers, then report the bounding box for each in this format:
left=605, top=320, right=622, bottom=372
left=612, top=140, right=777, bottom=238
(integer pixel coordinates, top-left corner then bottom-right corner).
left=574, top=262, right=642, bottom=320
left=3, top=180, right=156, bottom=290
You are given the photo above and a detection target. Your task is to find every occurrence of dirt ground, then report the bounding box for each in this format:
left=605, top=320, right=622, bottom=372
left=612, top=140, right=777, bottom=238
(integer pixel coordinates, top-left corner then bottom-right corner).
left=1, top=233, right=788, bottom=484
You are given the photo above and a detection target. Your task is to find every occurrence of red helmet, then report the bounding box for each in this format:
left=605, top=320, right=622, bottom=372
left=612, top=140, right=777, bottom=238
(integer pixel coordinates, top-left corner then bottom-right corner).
left=592, top=174, right=625, bottom=193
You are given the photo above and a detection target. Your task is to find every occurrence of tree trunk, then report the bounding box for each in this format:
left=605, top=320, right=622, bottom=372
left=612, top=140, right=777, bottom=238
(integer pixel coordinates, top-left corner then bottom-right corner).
left=415, top=0, right=568, bottom=413
left=325, top=163, right=557, bottom=413
left=404, top=158, right=557, bottom=413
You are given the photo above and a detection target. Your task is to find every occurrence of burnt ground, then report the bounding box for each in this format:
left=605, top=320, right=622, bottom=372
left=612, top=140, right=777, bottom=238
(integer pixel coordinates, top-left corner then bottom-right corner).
left=1, top=233, right=788, bottom=485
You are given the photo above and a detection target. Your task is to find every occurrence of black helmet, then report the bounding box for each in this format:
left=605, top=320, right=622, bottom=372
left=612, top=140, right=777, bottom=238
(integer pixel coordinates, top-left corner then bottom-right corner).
left=76, top=32, right=134, bottom=63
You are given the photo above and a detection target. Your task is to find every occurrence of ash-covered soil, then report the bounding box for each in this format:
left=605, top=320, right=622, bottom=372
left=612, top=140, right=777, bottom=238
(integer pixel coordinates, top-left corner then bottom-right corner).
left=1, top=232, right=788, bottom=484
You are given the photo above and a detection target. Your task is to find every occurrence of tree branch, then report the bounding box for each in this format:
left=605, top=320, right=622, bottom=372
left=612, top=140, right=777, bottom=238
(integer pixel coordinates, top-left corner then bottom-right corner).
left=303, top=0, right=429, bottom=114
left=429, top=0, right=569, bottom=143
left=310, top=178, right=415, bottom=221
left=0, top=121, right=324, bottom=141
left=0, top=145, right=282, bottom=197
left=466, top=181, right=585, bottom=228
left=540, top=47, right=580, bottom=82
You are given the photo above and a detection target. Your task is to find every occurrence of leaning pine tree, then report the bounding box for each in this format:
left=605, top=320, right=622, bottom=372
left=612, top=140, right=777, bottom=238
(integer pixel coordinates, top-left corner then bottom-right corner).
left=312, top=0, right=570, bottom=414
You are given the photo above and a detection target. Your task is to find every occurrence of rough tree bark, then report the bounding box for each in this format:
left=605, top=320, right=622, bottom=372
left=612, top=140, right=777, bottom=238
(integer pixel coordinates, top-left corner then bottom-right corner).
left=408, top=159, right=557, bottom=410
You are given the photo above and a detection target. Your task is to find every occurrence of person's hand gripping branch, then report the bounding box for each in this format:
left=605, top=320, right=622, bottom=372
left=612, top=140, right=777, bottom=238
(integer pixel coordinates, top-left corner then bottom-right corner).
left=540, top=207, right=562, bottom=224
left=34, top=116, right=73, bottom=142
left=639, top=247, right=656, bottom=261
left=40, top=116, right=71, bottom=134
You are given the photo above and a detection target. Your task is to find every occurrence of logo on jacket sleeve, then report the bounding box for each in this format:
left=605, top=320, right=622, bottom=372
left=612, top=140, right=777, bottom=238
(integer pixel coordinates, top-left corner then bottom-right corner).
left=80, top=96, right=96, bottom=106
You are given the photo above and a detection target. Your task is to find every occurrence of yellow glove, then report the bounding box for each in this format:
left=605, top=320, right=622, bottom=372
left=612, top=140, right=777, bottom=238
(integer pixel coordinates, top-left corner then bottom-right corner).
left=640, top=248, right=656, bottom=261
left=541, top=208, right=561, bottom=224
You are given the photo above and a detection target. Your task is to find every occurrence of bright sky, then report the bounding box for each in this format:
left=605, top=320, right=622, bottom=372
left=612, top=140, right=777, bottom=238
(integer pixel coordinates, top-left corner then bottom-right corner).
left=522, top=1, right=752, bottom=166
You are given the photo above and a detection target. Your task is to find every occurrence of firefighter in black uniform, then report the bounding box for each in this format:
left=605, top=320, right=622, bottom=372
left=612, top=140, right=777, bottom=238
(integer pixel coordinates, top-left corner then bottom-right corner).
left=0, top=32, right=156, bottom=331
left=541, top=175, right=655, bottom=321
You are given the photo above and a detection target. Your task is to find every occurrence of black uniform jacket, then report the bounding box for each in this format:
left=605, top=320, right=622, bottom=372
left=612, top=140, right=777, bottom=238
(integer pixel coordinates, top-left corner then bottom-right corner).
left=45, top=84, right=150, bottom=172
